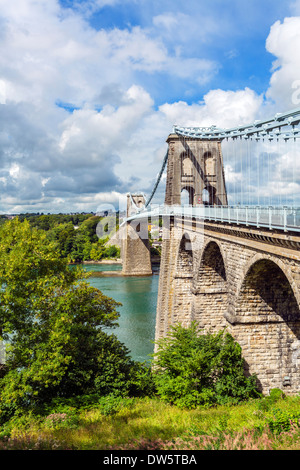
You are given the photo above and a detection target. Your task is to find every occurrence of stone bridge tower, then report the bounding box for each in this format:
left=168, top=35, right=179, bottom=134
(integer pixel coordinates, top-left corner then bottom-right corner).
left=121, top=193, right=152, bottom=276
left=165, top=133, right=228, bottom=206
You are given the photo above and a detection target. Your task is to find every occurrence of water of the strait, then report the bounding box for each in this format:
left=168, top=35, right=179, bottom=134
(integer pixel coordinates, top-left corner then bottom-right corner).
left=83, top=263, right=159, bottom=363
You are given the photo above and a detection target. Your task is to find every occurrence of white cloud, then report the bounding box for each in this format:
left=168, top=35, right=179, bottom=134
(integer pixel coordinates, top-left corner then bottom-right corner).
left=0, top=0, right=299, bottom=213
left=8, top=163, right=20, bottom=179
left=0, top=80, right=8, bottom=104
left=159, top=87, right=263, bottom=128
left=273, top=148, right=300, bottom=184
left=0, top=0, right=220, bottom=213
left=266, top=16, right=300, bottom=109
left=57, top=84, right=154, bottom=174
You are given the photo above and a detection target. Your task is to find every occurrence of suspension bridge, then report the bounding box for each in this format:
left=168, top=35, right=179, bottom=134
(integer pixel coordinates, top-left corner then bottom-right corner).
left=125, top=105, right=300, bottom=228
left=119, top=106, right=300, bottom=395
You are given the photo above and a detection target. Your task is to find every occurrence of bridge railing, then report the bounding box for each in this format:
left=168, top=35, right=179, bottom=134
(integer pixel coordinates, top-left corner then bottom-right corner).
left=125, top=205, right=300, bottom=233
left=203, top=205, right=300, bottom=232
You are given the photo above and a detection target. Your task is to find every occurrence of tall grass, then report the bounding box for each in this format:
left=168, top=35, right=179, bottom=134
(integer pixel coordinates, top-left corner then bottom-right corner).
left=2, top=395, right=300, bottom=450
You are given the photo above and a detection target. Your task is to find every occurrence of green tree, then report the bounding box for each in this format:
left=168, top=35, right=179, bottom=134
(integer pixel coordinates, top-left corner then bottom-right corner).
left=153, top=322, right=260, bottom=409
left=0, top=218, right=149, bottom=421
left=79, top=216, right=102, bottom=244
left=47, top=222, right=77, bottom=258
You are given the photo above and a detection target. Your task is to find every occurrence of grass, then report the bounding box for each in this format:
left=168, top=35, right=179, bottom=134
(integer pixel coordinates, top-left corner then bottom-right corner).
left=2, top=394, right=300, bottom=450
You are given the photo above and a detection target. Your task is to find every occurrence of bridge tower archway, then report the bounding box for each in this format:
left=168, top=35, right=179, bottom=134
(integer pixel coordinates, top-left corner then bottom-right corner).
left=202, top=186, right=216, bottom=205
left=234, top=258, right=300, bottom=392
left=181, top=186, right=194, bottom=206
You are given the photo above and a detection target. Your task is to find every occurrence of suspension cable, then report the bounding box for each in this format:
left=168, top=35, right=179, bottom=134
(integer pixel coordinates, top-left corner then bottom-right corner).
left=144, top=149, right=169, bottom=207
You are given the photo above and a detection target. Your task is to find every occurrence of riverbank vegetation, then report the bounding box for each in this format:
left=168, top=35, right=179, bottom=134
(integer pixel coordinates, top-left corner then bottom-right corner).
left=18, top=212, right=120, bottom=262
left=0, top=218, right=299, bottom=450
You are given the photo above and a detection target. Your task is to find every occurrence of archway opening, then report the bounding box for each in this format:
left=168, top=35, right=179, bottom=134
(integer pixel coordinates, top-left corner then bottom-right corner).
left=202, top=185, right=216, bottom=206
left=203, top=151, right=215, bottom=177
left=182, top=155, right=194, bottom=176
left=202, top=188, right=210, bottom=205
left=181, top=187, right=194, bottom=206
left=172, top=234, right=193, bottom=326
left=181, top=188, right=190, bottom=206
left=177, top=233, right=193, bottom=274
left=200, top=241, right=226, bottom=287
left=235, top=259, right=300, bottom=393
left=237, top=260, right=299, bottom=319
left=193, top=241, right=228, bottom=331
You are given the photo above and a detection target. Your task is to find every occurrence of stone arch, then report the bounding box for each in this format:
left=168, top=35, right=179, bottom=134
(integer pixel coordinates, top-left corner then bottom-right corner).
left=172, top=233, right=194, bottom=327
left=176, top=232, right=193, bottom=275
left=202, top=188, right=210, bottom=204
left=236, top=254, right=300, bottom=312
left=233, top=256, right=300, bottom=393
left=202, top=185, right=216, bottom=206
left=181, top=186, right=194, bottom=205
left=192, top=240, right=228, bottom=332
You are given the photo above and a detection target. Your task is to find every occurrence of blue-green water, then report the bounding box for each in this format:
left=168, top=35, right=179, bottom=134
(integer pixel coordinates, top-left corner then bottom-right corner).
left=83, top=264, right=159, bottom=363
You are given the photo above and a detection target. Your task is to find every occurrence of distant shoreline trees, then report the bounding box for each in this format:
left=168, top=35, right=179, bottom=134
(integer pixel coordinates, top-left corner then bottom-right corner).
left=15, top=213, right=120, bottom=263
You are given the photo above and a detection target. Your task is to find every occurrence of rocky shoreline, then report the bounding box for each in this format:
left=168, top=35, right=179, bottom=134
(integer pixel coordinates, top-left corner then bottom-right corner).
left=80, top=257, right=159, bottom=276
left=82, top=258, right=122, bottom=265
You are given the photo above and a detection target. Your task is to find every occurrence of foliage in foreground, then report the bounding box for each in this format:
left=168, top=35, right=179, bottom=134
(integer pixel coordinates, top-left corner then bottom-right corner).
left=0, top=220, right=260, bottom=422
left=0, top=218, right=151, bottom=424
left=153, top=323, right=260, bottom=408
left=0, top=218, right=272, bottom=451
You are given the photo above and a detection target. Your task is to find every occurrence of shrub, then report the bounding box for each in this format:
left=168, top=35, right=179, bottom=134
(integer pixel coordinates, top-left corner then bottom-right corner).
left=267, top=408, right=300, bottom=435
left=152, top=322, right=260, bottom=409
left=97, top=394, right=135, bottom=416
left=256, top=388, right=286, bottom=412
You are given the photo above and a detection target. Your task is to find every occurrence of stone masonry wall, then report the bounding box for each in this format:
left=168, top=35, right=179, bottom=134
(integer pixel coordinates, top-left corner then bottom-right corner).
left=155, top=220, right=300, bottom=395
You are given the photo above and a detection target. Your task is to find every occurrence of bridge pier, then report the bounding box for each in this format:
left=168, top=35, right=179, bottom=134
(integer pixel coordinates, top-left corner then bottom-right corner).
left=121, top=194, right=152, bottom=276
left=156, top=218, right=300, bottom=395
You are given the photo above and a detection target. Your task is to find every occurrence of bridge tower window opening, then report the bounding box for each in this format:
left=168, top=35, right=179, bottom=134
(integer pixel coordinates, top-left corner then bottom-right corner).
left=182, top=154, right=194, bottom=176
left=181, top=152, right=196, bottom=206
left=203, top=151, right=215, bottom=176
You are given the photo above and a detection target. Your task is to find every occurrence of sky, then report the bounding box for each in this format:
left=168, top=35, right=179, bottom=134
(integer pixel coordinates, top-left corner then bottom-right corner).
left=1, top=0, right=300, bottom=213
